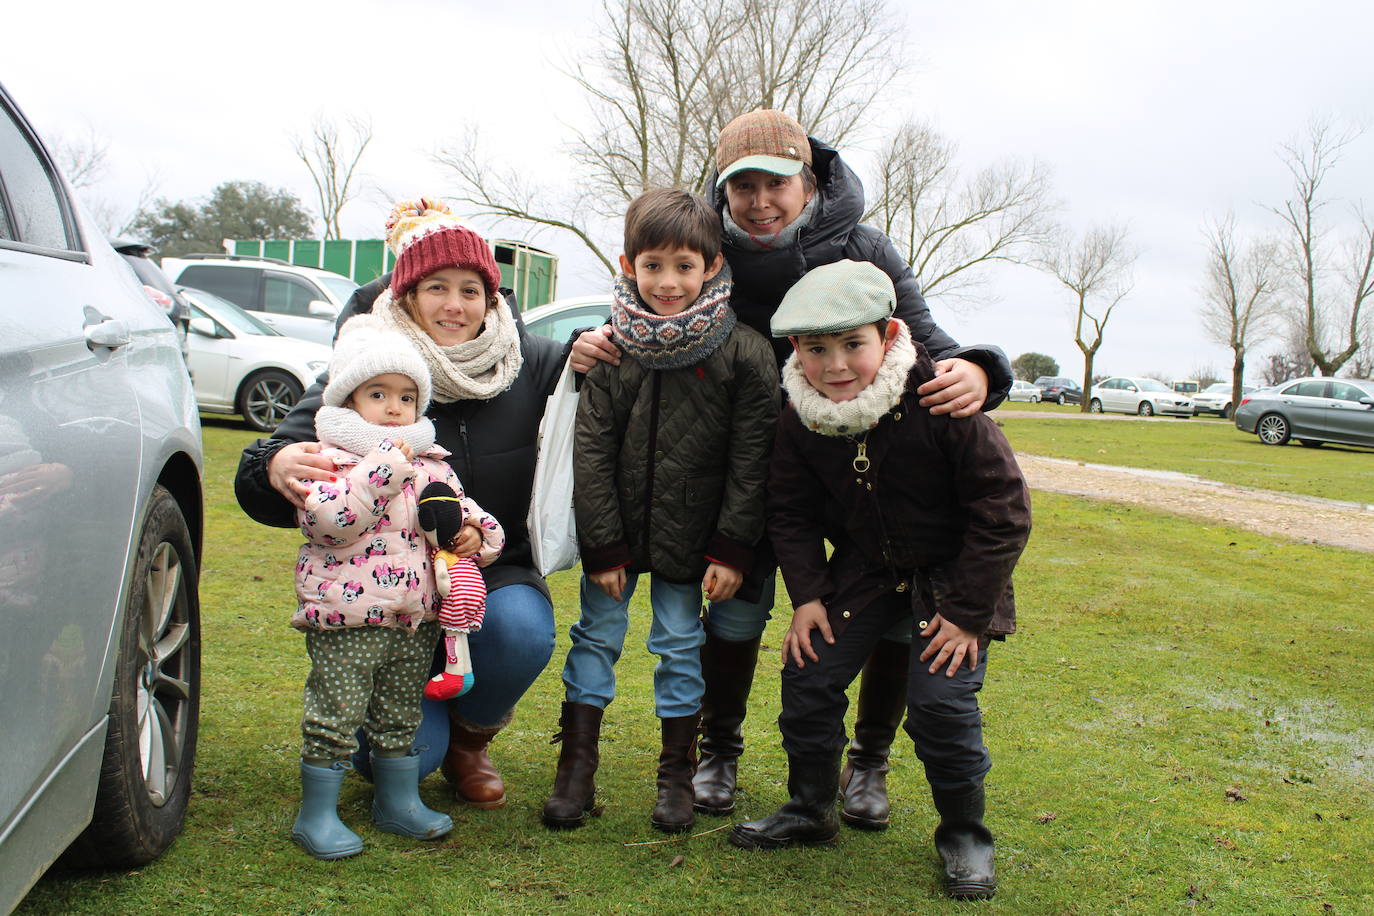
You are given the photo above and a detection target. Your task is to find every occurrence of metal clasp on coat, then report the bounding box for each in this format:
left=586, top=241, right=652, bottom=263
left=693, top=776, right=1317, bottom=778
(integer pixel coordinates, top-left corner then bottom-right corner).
left=852, top=439, right=870, bottom=473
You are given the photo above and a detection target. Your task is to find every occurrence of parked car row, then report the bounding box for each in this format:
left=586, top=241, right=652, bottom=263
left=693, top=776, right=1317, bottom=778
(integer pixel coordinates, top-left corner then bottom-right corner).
left=1234, top=377, right=1374, bottom=448
left=1089, top=377, right=1194, bottom=417
left=1, top=81, right=204, bottom=913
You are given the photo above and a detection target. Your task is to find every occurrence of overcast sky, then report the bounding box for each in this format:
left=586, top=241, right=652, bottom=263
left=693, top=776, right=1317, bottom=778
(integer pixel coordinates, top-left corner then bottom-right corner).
left=9, top=0, right=1373, bottom=382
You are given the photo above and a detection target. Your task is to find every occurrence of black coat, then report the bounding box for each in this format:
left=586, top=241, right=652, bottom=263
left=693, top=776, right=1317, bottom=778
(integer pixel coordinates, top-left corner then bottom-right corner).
left=709, top=137, right=1013, bottom=405
left=234, top=275, right=567, bottom=598
left=767, top=343, right=1030, bottom=638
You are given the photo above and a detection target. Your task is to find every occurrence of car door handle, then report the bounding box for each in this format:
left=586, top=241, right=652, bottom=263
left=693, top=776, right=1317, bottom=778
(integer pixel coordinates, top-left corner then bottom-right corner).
left=85, top=318, right=131, bottom=349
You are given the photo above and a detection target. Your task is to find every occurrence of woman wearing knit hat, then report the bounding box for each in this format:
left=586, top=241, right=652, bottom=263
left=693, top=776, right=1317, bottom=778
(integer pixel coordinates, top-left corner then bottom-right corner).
left=236, top=197, right=569, bottom=812
left=285, top=316, right=503, bottom=859
left=569, top=109, right=1015, bottom=830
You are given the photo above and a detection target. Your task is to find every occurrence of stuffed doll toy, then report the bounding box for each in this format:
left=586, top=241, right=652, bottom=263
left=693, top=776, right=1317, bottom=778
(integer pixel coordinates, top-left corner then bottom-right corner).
left=418, top=481, right=487, bottom=700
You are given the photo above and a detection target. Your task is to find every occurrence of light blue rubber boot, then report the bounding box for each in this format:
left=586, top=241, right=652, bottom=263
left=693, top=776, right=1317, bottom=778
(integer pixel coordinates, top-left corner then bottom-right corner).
left=292, top=760, right=365, bottom=860
left=370, top=752, right=454, bottom=839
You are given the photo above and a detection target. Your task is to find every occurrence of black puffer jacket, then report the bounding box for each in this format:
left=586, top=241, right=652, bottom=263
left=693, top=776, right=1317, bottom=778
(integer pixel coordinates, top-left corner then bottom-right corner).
left=709, top=137, right=1013, bottom=406
left=234, top=275, right=567, bottom=598
left=574, top=322, right=779, bottom=583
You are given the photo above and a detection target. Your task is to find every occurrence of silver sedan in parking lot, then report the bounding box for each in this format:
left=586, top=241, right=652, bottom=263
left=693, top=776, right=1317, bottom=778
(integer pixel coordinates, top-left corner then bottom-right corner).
left=1233, top=377, right=1374, bottom=447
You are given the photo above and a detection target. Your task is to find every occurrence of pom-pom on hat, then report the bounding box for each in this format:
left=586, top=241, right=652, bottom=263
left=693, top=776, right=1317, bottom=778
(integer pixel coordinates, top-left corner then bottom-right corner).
left=323, top=314, right=433, bottom=412
left=715, top=109, right=813, bottom=187
left=770, top=260, right=896, bottom=337
left=385, top=197, right=502, bottom=301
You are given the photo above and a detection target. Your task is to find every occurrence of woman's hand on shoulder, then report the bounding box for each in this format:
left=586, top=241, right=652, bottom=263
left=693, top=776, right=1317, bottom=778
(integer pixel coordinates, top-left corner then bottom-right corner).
left=570, top=325, right=621, bottom=373
left=268, top=441, right=337, bottom=509
left=918, top=357, right=988, bottom=418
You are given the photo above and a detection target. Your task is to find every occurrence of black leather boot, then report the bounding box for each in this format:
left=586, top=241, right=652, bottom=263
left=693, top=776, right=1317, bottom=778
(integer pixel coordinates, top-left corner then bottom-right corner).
left=841, top=638, right=909, bottom=830
left=729, top=755, right=840, bottom=849
left=692, top=632, right=760, bottom=815
left=932, top=783, right=996, bottom=899
left=541, top=702, right=604, bottom=829
left=650, top=713, right=700, bottom=833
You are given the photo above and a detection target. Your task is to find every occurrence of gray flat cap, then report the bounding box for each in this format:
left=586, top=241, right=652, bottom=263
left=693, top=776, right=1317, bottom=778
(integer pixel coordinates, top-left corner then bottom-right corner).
left=770, top=259, right=896, bottom=337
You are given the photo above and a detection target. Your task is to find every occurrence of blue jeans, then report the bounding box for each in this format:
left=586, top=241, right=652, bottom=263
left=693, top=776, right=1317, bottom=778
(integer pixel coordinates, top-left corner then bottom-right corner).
left=702, top=573, right=775, bottom=641
left=562, top=573, right=706, bottom=718
left=353, top=583, right=555, bottom=779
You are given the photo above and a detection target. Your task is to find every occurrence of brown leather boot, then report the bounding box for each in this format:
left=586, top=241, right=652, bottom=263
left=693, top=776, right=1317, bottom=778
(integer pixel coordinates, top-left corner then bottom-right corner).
left=440, top=707, right=509, bottom=809
left=841, top=638, right=909, bottom=830
left=692, top=632, right=760, bottom=815
left=650, top=713, right=700, bottom=833
left=541, top=701, right=604, bottom=829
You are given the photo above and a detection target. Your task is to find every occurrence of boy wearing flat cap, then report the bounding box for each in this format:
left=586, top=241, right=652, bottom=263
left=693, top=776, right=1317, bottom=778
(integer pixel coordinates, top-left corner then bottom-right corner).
left=730, top=260, right=1031, bottom=901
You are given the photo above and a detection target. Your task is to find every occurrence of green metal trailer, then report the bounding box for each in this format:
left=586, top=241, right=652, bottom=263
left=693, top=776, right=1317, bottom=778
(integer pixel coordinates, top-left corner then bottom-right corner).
left=226, top=237, right=558, bottom=311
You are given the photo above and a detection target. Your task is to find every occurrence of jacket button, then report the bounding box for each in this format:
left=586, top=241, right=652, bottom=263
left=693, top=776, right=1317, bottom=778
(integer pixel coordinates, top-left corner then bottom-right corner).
left=842, top=610, right=851, bottom=619
left=919, top=620, right=928, bottom=629
left=895, top=581, right=908, bottom=593
left=655, top=450, right=665, bottom=461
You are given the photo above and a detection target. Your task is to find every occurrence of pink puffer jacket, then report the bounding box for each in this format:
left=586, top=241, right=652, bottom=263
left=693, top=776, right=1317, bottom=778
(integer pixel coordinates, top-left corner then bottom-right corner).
left=291, top=440, right=502, bottom=631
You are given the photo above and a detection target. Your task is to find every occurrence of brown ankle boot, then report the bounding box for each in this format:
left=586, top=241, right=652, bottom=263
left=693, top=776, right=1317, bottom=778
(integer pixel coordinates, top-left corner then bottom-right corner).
left=541, top=702, right=604, bottom=829
left=841, top=638, right=909, bottom=830
left=650, top=713, right=700, bottom=833
left=693, top=633, right=760, bottom=815
left=440, top=707, right=509, bottom=809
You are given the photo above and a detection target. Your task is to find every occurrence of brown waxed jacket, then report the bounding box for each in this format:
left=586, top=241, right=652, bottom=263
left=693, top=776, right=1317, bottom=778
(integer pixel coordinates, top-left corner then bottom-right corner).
left=575, top=322, right=780, bottom=582
left=768, top=345, right=1031, bottom=637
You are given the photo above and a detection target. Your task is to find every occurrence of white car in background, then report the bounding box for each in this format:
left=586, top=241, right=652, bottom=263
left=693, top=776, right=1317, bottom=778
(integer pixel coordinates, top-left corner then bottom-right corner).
left=1191, top=382, right=1255, bottom=419
left=1089, top=376, right=1194, bottom=417
left=181, top=286, right=331, bottom=432
left=1007, top=379, right=1042, bottom=402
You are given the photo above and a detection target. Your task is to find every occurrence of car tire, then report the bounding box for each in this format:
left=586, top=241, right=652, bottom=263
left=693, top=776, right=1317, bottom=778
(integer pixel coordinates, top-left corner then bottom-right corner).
left=1031, top=394, right=1039, bottom=403
left=65, top=485, right=200, bottom=867
left=1056, top=393, right=1066, bottom=405
left=1137, top=401, right=1154, bottom=417
left=1299, top=439, right=1324, bottom=448
left=1089, top=398, right=1103, bottom=413
left=1220, top=404, right=1232, bottom=419
left=1256, top=413, right=1291, bottom=446
left=238, top=370, right=304, bottom=433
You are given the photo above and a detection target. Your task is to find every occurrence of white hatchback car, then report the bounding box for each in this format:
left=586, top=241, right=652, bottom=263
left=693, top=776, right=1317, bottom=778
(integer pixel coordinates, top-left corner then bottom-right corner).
left=1089, top=377, right=1194, bottom=417
left=1007, top=379, right=1042, bottom=402
left=181, top=286, right=331, bottom=432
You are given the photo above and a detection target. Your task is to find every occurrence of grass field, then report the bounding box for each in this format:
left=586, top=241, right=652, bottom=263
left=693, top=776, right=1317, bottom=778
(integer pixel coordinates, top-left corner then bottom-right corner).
left=16, top=418, right=1374, bottom=915
left=995, top=401, right=1374, bottom=505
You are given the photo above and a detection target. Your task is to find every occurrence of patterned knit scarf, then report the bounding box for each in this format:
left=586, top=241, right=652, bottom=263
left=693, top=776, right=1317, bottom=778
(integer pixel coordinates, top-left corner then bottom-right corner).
left=314, top=405, right=438, bottom=459
left=721, top=193, right=820, bottom=252
left=782, top=319, right=917, bottom=436
left=370, top=288, right=523, bottom=403
left=610, top=266, right=736, bottom=369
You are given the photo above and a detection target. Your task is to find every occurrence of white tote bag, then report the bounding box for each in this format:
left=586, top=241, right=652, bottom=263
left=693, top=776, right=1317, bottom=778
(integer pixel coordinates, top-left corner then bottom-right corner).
left=527, top=360, right=581, bottom=576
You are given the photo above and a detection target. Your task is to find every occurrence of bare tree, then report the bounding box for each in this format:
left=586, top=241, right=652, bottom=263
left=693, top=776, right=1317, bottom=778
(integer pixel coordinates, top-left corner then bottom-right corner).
left=292, top=114, right=372, bottom=239
left=51, top=128, right=110, bottom=190
left=1037, top=223, right=1137, bottom=412
left=1270, top=119, right=1374, bottom=375
left=436, top=0, right=903, bottom=274
left=1199, top=212, right=1283, bottom=412
left=864, top=120, right=1054, bottom=303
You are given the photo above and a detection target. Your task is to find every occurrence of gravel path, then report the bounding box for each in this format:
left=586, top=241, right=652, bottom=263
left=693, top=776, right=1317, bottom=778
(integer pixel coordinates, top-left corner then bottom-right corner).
left=1018, top=453, right=1374, bottom=553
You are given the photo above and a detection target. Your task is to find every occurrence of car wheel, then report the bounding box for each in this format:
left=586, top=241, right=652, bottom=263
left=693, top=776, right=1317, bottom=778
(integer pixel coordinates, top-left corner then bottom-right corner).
left=1299, top=439, right=1324, bottom=448
left=1137, top=401, right=1154, bottom=417
left=66, top=485, right=200, bottom=867
left=1256, top=413, right=1291, bottom=446
left=1089, top=398, right=1103, bottom=413
left=238, top=370, right=304, bottom=433
left=1221, top=404, right=1232, bottom=419
left=1056, top=393, right=1066, bottom=405
left=1031, top=394, right=1039, bottom=403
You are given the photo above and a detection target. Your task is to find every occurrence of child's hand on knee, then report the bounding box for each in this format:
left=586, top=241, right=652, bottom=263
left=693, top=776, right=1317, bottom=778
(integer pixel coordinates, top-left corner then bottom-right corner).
left=702, top=563, right=742, bottom=602
left=783, top=599, right=833, bottom=668
left=589, top=568, right=626, bottom=601
left=918, top=358, right=989, bottom=418
left=918, top=614, right=981, bottom=676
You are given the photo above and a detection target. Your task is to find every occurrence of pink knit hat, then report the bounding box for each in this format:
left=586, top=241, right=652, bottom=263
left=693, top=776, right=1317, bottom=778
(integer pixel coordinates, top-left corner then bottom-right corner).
left=384, top=197, right=502, bottom=300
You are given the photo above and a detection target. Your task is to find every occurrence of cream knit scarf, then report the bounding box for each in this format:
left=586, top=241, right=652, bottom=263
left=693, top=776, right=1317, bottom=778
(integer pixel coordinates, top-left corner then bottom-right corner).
left=370, top=288, right=523, bottom=403
left=314, top=406, right=438, bottom=459
left=781, top=319, right=917, bottom=437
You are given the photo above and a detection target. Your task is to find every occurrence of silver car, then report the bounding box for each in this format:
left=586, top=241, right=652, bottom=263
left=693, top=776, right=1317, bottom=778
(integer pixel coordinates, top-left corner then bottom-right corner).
left=0, top=83, right=204, bottom=911
left=1233, top=377, right=1374, bottom=447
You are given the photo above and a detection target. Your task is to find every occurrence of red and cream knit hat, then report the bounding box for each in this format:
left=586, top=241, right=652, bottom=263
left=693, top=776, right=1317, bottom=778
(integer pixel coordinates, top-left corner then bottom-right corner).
left=385, top=197, right=502, bottom=300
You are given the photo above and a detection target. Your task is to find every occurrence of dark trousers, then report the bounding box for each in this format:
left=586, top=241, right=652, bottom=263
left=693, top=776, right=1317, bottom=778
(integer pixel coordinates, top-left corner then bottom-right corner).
left=778, top=589, right=991, bottom=791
